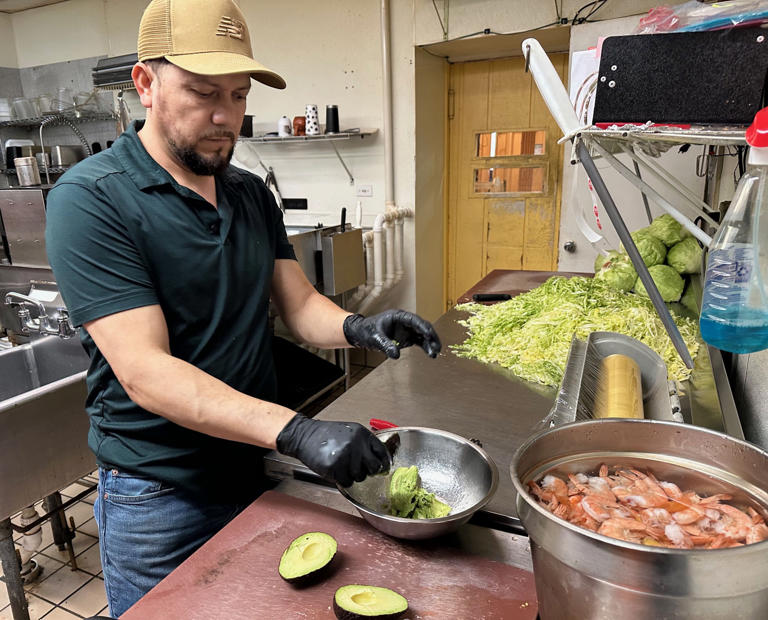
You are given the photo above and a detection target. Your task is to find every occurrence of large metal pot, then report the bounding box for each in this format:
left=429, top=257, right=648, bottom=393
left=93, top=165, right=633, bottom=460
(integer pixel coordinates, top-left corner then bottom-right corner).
left=511, top=419, right=768, bottom=620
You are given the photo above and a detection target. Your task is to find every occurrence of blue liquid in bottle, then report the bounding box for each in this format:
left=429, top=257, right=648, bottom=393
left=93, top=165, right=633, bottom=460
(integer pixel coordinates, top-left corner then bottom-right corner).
left=701, top=247, right=768, bottom=354
left=703, top=108, right=768, bottom=354
left=700, top=308, right=768, bottom=354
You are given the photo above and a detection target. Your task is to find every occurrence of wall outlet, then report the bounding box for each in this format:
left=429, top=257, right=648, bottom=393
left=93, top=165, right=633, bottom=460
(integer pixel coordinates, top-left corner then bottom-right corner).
left=283, top=198, right=308, bottom=210
left=356, top=185, right=373, bottom=197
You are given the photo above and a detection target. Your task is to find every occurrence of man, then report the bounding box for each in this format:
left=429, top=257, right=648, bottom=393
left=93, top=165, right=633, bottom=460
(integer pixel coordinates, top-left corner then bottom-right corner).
left=45, top=0, right=440, bottom=615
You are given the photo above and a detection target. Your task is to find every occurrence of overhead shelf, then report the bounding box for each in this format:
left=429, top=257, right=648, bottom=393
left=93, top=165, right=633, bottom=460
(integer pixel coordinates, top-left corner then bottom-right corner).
left=240, top=128, right=377, bottom=143
left=0, top=112, right=116, bottom=129
left=578, top=124, right=747, bottom=147
left=2, top=166, right=70, bottom=176
left=238, top=128, right=378, bottom=185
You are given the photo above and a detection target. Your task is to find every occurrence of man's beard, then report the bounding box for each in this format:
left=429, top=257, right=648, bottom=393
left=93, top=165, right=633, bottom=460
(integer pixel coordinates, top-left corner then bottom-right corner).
left=167, top=134, right=234, bottom=176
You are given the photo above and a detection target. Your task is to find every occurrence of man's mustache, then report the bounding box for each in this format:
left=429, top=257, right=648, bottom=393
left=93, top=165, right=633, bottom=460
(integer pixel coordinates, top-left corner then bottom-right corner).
left=200, top=131, right=235, bottom=141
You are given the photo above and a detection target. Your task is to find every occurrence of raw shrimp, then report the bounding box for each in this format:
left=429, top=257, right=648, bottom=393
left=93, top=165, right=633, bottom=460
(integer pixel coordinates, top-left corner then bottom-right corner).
left=747, top=523, right=768, bottom=544
left=665, top=523, right=694, bottom=549
left=598, top=517, right=647, bottom=543
left=528, top=464, right=768, bottom=550
left=541, top=474, right=569, bottom=504
left=581, top=495, right=614, bottom=522
left=714, top=504, right=754, bottom=541
left=659, top=481, right=683, bottom=499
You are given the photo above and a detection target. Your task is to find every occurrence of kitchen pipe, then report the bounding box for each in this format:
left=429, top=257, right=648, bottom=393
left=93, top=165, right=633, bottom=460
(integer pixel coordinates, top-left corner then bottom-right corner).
left=349, top=0, right=413, bottom=314
left=381, top=0, right=395, bottom=211
left=347, top=231, right=376, bottom=307
left=384, top=219, right=395, bottom=286
left=18, top=506, right=42, bottom=582
left=350, top=206, right=413, bottom=312
left=357, top=214, right=387, bottom=315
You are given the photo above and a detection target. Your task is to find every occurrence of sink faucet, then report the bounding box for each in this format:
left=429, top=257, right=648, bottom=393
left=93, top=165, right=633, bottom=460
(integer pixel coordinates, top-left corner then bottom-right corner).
left=4, top=292, right=76, bottom=339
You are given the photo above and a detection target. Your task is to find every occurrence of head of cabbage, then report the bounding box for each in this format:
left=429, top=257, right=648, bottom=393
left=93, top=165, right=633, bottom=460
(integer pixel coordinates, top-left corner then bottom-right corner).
left=634, top=264, right=685, bottom=302
left=594, top=250, right=623, bottom=273
left=649, top=214, right=688, bottom=247
left=623, top=229, right=667, bottom=267
left=595, top=256, right=637, bottom=292
left=666, top=237, right=702, bottom=274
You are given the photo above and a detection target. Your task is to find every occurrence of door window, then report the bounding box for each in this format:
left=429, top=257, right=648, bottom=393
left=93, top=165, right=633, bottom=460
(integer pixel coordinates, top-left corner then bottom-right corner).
left=476, top=130, right=546, bottom=157
left=473, top=165, right=547, bottom=194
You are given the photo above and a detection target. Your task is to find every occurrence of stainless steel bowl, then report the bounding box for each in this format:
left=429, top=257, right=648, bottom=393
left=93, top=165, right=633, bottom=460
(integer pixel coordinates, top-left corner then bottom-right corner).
left=511, top=419, right=768, bottom=620
left=337, top=427, right=498, bottom=540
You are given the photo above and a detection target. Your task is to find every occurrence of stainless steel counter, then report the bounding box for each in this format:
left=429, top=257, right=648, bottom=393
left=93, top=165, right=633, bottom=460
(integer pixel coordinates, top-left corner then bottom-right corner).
left=265, top=270, right=740, bottom=530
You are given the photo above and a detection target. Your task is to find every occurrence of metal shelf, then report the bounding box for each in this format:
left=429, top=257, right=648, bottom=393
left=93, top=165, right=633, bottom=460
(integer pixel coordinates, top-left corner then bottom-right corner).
left=0, top=112, right=115, bottom=129
left=2, top=166, right=70, bottom=175
left=238, top=129, right=378, bottom=185
left=578, top=124, right=747, bottom=148
left=240, top=128, right=377, bottom=143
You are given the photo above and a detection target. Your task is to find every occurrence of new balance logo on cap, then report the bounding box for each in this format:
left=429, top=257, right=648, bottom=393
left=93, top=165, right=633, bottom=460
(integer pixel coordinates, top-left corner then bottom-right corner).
left=216, top=16, right=244, bottom=40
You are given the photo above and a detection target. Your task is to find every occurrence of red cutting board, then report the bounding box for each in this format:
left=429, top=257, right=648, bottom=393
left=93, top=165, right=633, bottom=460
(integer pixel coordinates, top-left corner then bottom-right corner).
left=122, top=490, right=538, bottom=619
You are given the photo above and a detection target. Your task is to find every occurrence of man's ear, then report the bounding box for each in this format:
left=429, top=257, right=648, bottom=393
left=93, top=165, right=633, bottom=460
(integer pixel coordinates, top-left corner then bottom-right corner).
left=132, top=62, right=155, bottom=110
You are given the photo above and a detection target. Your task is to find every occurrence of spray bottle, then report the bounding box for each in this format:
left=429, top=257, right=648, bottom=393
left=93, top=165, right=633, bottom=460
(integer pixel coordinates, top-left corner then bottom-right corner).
left=700, top=108, right=768, bottom=353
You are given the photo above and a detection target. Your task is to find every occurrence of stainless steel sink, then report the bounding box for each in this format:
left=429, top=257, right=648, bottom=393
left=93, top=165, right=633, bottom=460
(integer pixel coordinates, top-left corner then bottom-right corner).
left=0, top=335, right=93, bottom=520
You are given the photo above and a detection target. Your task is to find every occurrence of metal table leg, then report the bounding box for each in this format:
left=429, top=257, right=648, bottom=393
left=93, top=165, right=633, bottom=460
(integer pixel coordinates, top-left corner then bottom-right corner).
left=0, top=518, right=30, bottom=620
left=576, top=140, right=694, bottom=369
left=43, top=493, right=72, bottom=550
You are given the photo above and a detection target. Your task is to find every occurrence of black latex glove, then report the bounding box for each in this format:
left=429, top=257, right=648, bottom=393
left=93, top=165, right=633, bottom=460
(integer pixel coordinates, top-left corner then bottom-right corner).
left=343, top=310, right=441, bottom=359
left=276, top=413, right=390, bottom=487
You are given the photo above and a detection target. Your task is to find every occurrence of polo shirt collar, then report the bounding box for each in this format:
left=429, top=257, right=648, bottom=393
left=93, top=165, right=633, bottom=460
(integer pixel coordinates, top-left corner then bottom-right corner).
left=114, top=120, right=245, bottom=193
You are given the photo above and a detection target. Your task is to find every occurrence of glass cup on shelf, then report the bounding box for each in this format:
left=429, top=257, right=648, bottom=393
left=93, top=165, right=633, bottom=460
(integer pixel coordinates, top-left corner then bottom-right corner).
left=0, top=97, right=11, bottom=122
left=36, top=93, right=53, bottom=114
left=52, top=87, right=74, bottom=113
left=11, top=97, right=36, bottom=120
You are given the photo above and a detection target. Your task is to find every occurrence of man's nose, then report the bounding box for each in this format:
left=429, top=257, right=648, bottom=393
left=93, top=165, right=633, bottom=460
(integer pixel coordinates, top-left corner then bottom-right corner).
left=211, top=101, right=241, bottom=127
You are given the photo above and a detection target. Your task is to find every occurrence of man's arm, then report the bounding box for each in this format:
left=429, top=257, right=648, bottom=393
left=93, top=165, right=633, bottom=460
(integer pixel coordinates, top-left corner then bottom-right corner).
left=270, top=258, right=352, bottom=349
left=271, top=258, right=442, bottom=359
left=85, top=304, right=296, bottom=449
left=85, top=303, right=390, bottom=486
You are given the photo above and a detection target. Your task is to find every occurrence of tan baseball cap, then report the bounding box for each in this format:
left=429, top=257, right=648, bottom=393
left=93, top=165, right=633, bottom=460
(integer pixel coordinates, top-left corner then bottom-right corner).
left=137, top=0, right=286, bottom=89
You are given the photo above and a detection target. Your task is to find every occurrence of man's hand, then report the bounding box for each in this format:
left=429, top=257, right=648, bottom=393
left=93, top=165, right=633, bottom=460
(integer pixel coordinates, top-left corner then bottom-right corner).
left=343, top=310, right=441, bottom=359
left=276, top=414, right=390, bottom=487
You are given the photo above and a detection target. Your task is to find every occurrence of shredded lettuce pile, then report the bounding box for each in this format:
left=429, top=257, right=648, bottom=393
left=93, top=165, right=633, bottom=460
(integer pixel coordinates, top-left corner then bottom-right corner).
left=453, top=276, right=700, bottom=387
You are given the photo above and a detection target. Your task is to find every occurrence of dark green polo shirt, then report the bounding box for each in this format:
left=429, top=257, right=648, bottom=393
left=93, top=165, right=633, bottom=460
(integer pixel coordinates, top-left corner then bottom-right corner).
left=45, top=121, right=296, bottom=501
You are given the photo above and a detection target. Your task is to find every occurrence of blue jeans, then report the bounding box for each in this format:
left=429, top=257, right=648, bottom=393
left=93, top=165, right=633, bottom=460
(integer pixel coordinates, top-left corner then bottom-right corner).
left=94, top=467, right=249, bottom=617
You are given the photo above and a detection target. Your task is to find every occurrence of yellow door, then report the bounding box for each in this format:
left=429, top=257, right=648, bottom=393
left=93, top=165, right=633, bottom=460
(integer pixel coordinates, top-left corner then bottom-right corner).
left=445, top=55, right=568, bottom=308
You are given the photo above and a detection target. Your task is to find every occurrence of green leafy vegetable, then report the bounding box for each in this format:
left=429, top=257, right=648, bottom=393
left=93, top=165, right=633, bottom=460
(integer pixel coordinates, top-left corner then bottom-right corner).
left=666, top=237, right=703, bottom=274
left=595, top=256, right=637, bottom=292
left=594, top=250, right=622, bottom=273
left=623, top=229, right=667, bottom=267
left=634, top=264, right=685, bottom=303
left=649, top=214, right=689, bottom=247
left=453, top=276, right=699, bottom=387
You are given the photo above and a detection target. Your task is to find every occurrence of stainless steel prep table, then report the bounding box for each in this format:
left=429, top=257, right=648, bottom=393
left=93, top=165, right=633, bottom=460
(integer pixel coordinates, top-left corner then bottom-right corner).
left=265, top=269, right=741, bottom=530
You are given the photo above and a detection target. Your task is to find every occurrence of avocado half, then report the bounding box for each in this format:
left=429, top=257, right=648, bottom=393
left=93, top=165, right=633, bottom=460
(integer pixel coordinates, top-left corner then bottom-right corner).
left=278, top=532, right=337, bottom=585
left=333, top=585, right=408, bottom=620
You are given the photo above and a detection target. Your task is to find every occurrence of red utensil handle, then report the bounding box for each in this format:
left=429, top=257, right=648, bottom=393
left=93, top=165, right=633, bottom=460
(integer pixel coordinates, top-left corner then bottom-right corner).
left=369, top=418, right=398, bottom=430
